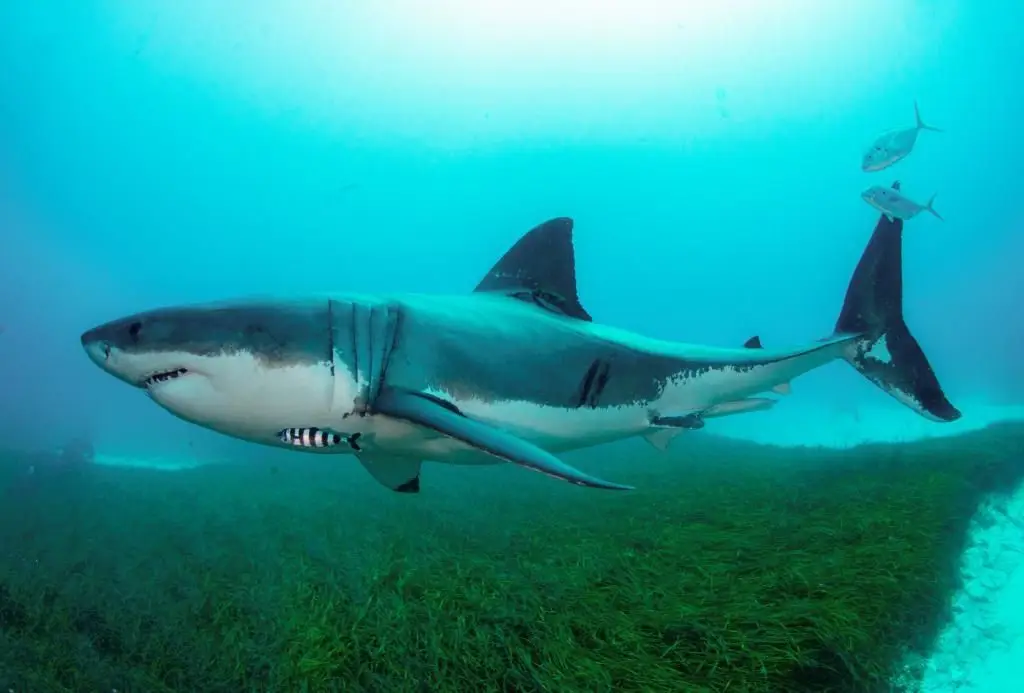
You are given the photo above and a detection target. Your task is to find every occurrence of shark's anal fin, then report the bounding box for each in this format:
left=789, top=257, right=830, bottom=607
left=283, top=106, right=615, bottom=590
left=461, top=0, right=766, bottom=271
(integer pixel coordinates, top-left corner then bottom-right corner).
left=357, top=454, right=422, bottom=493
left=374, top=389, right=632, bottom=491
left=473, top=217, right=593, bottom=322
left=741, top=336, right=792, bottom=395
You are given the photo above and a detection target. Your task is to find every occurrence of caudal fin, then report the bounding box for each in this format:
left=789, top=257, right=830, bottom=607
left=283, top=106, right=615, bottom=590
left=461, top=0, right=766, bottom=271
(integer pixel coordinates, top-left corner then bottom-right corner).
left=925, top=193, right=944, bottom=221
left=834, top=190, right=960, bottom=421
left=914, top=101, right=943, bottom=133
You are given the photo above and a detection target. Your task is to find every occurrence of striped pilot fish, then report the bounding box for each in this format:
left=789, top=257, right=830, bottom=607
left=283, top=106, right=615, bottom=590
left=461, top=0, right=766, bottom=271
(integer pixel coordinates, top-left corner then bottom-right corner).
left=277, top=427, right=361, bottom=451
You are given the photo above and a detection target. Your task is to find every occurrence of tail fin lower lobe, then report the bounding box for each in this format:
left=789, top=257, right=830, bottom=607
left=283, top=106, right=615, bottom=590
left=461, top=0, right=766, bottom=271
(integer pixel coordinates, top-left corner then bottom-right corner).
left=835, top=184, right=960, bottom=422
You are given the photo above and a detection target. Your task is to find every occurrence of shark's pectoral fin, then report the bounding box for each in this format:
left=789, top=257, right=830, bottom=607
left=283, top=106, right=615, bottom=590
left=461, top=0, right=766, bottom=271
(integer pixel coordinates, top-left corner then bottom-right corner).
left=373, top=389, right=632, bottom=491
left=357, top=454, right=422, bottom=493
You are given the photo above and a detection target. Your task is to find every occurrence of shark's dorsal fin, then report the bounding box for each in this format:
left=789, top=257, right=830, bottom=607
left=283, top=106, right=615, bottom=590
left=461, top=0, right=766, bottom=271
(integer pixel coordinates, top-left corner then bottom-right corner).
left=473, top=217, right=593, bottom=321
left=743, top=335, right=763, bottom=349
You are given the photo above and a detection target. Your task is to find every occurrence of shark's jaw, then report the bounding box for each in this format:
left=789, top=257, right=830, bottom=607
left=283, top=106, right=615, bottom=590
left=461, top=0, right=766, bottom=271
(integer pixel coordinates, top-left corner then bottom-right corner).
left=83, top=340, right=196, bottom=391
left=140, top=367, right=189, bottom=388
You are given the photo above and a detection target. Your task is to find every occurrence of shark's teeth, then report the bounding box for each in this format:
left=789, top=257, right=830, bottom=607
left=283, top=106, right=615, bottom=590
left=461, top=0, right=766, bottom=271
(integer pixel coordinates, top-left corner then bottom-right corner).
left=143, top=368, right=188, bottom=388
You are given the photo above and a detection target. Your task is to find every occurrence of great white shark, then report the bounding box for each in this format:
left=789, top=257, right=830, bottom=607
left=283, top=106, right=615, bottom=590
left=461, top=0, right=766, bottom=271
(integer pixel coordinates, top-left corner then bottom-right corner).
left=81, top=200, right=960, bottom=493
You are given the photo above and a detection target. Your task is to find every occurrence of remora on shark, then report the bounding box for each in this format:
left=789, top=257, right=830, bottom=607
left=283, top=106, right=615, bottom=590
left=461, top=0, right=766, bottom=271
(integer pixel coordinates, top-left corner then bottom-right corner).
left=81, top=197, right=960, bottom=493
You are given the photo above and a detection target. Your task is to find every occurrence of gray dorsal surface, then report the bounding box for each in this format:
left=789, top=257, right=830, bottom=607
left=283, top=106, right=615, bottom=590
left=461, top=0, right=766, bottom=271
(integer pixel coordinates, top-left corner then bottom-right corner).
left=386, top=294, right=684, bottom=411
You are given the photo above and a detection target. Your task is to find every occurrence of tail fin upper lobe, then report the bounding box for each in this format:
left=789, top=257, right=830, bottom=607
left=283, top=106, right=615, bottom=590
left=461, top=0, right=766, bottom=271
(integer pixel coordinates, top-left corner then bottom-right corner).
left=835, top=185, right=960, bottom=422
left=914, top=100, right=943, bottom=133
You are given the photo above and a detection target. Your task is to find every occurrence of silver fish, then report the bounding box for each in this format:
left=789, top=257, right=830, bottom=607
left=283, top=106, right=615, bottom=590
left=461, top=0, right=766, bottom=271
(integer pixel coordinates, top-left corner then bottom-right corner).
left=862, top=101, right=942, bottom=172
left=861, top=184, right=942, bottom=221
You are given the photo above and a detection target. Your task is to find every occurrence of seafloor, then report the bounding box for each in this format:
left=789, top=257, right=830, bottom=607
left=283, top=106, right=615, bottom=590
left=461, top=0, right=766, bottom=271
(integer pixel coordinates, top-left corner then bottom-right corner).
left=1, top=422, right=1022, bottom=693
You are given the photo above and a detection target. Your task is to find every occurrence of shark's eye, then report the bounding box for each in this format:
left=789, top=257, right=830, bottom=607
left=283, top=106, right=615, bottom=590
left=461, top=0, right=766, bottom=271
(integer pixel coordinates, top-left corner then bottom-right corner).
left=128, top=321, right=142, bottom=341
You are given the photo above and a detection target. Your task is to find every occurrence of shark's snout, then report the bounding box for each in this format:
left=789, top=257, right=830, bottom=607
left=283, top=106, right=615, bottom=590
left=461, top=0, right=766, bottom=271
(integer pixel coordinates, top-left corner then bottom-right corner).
left=81, top=328, right=111, bottom=367
left=80, top=321, right=144, bottom=387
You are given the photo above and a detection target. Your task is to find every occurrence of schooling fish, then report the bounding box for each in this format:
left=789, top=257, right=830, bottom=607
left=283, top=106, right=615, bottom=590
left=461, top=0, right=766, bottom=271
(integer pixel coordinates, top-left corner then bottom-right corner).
left=861, top=101, right=942, bottom=172
left=861, top=184, right=942, bottom=222
left=278, top=427, right=361, bottom=450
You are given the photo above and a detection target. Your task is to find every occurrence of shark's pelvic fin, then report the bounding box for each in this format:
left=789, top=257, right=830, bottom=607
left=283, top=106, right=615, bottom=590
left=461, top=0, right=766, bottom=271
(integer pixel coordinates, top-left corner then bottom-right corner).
left=473, top=217, right=593, bottom=321
left=833, top=181, right=959, bottom=421
left=373, top=389, right=632, bottom=491
left=702, top=397, right=777, bottom=418
left=357, top=454, right=422, bottom=493
left=642, top=428, right=681, bottom=452
left=741, top=336, right=791, bottom=395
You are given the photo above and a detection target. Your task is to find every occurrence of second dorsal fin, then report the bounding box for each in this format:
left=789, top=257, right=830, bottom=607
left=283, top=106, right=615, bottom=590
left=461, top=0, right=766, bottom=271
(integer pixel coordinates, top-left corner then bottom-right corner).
left=741, top=335, right=791, bottom=395
left=473, top=217, right=592, bottom=321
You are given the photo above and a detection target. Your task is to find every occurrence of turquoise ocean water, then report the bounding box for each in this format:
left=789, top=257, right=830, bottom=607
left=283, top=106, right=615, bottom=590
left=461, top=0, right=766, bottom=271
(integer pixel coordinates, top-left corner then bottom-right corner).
left=1, top=2, right=1021, bottom=457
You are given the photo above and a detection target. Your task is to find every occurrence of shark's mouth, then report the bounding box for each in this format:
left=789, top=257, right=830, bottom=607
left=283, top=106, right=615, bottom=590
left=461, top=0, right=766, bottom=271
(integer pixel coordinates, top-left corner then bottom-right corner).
left=142, top=368, right=189, bottom=388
